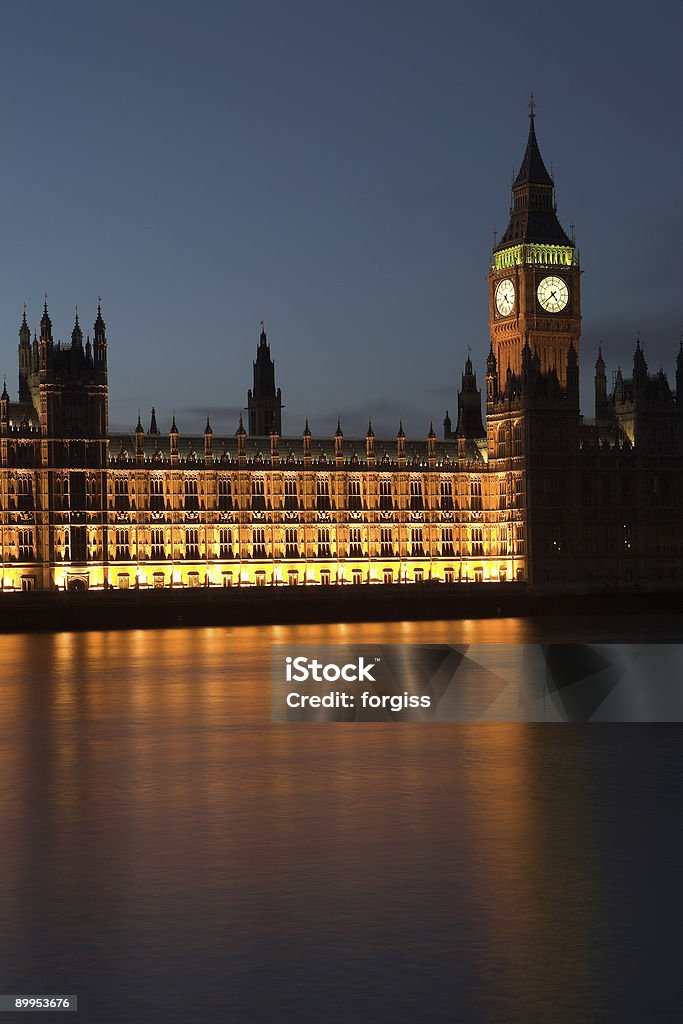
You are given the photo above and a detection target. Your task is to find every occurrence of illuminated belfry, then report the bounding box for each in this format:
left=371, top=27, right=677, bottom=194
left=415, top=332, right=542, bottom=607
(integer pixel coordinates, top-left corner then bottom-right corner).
left=0, top=104, right=681, bottom=594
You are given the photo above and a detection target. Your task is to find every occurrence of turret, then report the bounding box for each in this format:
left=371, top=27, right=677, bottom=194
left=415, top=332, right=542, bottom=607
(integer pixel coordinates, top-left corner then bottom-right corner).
left=427, top=422, right=436, bottom=466
left=1, top=378, right=9, bottom=436
left=135, top=413, right=145, bottom=464
left=170, top=413, right=179, bottom=462
left=247, top=323, right=282, bottom=435
left=236, top=414, right=247, bottom=463
left=204, top=416, right=213, bottom=464
left=455, top=353, right=485, bottom=439
left=633, top=336, right=647, bottom=394
left=595, top=345, right=607, bottom=419
left=365, top=420, right=375, bottom=465
left=18, top=308, right=31, bottom=401
left=93, top=300, right=107, bottom=370
left=566, top=339, right=579, bottom=404
left=334, top=419, right=343, bottom=464
left=149, top=407, right=159, bottom=434
left=397, top=421, right=406, bottom=464
left=486, top=344, right=497, bottom=404
left=302, top=419, right=311, bottom=464
left=443, top=410, right=452, bottom=440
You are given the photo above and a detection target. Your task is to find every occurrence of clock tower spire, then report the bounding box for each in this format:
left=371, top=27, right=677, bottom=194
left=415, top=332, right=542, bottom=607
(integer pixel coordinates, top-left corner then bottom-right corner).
left=490, top=100, right=580, bottom=387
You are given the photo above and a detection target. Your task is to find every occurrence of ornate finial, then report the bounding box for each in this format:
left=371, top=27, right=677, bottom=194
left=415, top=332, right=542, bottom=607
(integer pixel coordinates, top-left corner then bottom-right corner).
left=529, top=93, right=536, bottom=121
left=493, top=228, right=497, bottom=248
left=570, top=221, right=576, bottom=243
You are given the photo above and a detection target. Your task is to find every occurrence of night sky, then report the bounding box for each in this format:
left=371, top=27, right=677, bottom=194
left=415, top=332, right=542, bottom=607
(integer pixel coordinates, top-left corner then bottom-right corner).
left=1, top=1, right=681, bottom=438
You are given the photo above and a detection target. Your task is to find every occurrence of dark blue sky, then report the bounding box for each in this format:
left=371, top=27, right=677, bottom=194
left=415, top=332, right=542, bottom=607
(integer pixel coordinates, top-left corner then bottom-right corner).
left=1, top=1, right=682, bottom=437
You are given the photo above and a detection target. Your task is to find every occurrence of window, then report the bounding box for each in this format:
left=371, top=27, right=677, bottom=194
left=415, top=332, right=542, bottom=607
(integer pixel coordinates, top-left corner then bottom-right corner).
left=471, top=527, right=484, bottom=556
left=255, top=571, right=266, bottom=587
left=516, top=525, right=525, bottom=555
left=379, top=477, right=393, bottom=510
left=115, top=528, right=130, bottom=560
left=219, top=528, right=233, bottom=559
left=285, top=528, right=299, bottom=558
left=320, top=569, right=331, bottom=586
left=352, top=569, right=363, bottom=585
left=470, top=478, right=482, bottom=511
left=410, top=478, right=424, bottom=511
left=21, top=575, right=36, bottom=591
left=444, top=567, right=455, bottom=584
left=150, top=528, right=165, bottom=560
left=284, top=477, right=298, bottom=511
left=188, top=571, right=200, bottom=588
left=222, top=571, right=233, bottom=587
left=55, top=475, right=69, bottom=510
left=252, top=527, right=266, bottom=557
left=410, top=528, right=424, bottom=557
left=185, top=528, right=199, bottom=559
left=184, top=477, right=199, bottom=511
left=153, top=572, right=165, bottom=589
left=348, top=527, right=362, bottom=557
left=441, top=527, right=454, bottom=557
left=499, top=567, right=507, bottom=582
left=383, top=568, right=393, bottom=584
left=251, top=477, right=266, bottom=511
left=440, top=478, right=454, bottom=511
left=499, top=528, right=508, bottom=557
left=218, top=477, right=233, bottom=511
left=513, top=422, right=523, bottom=457
left=117, top=573, right=130, bottom=589
left=18, top=529, right=34, bottom=561
left=348, top=477, right=362, bottom=510
left=287, top=569, right=299, bottom=586
left=499, top=477, right=507, bottom=510
left=316, top=476, right=331, bottom=511
left=515, top=476, right=524, bottom=508
left=380, top=528, right=394, bottom=557
left=150, top=477, right=165, bottom=511
left=317, top=527, right=331, bottom=557
left=114, top=477, right=129, bottom=511
left=414, top=568, right=424, bottom=583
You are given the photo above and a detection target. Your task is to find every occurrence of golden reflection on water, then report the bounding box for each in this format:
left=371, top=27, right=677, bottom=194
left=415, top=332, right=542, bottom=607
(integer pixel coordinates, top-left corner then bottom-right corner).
left=0, top=617, right=660, bottom=1021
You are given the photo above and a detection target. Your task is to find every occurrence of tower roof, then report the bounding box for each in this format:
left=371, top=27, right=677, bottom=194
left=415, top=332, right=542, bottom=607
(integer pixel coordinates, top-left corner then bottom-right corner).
left=495, top=101, right=571, bottom=251
left=513, top=104, right=554, bottom=187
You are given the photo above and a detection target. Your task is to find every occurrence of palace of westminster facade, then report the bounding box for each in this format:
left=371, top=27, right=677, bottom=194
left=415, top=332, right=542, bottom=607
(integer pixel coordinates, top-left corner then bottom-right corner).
left=1, top=110, right=682, bottom=592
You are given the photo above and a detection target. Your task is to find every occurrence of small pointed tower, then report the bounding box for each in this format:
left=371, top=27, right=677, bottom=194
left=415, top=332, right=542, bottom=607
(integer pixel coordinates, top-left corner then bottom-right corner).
left=334, top=419, right=344, bottom=465
left=18, top=307, right=32, bottom=401
left=71, top=310, right=83, bottom=352
left=170, top=413, right=179, bottom=462
left=443, top=410, right=452, bottom=440
left=93, top=299, right=107, bottom=370
left=236, top=413, right=247, bottom=463
left=302, top=418, right=311, bottom=465
left=204, top=415, right=213, bottom=464
left=427, top=421, right=437, bottom=467
left=633, top=335, right=648, bottom=395
left=595, top=345, right=607, bottom=419
left=566, top=338, right=579, bottom=407
left=455, top=352, right=485, bottom=440
left=247, top=323, right=282, bottom=436
left=1, top=378, right=9, bottom=436
left=149, top=407, right=159, bottom=434
left=396, top=421, right=406, bottom=465
left=39, top=299, right=53, bottom=371
left=270, top=421, right=280, bottom=465
left=135, top=412, right=145, bottom=464
left=486, top=343, right=497, bottom=406
left=365, top=420, right=375, bottom=465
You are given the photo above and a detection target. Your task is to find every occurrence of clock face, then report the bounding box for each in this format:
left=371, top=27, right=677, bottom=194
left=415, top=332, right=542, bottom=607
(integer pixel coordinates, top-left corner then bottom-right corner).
left=495, top=278, right=515, bottom=316
left=537, top=276, right=569, bottom=313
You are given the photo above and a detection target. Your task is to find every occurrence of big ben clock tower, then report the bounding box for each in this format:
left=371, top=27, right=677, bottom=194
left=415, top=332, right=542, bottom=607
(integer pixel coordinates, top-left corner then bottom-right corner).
left=490, top=99, right=580, bottom=386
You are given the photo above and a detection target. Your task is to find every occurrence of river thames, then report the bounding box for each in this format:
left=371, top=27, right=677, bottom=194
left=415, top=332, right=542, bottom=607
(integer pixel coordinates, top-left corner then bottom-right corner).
left=1, top=616, right=682, bottom=1023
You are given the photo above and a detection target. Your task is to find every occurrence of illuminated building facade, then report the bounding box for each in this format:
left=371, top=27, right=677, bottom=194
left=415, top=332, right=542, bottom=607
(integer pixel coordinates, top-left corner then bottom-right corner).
left=1, top=109, right=682, bottom=592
